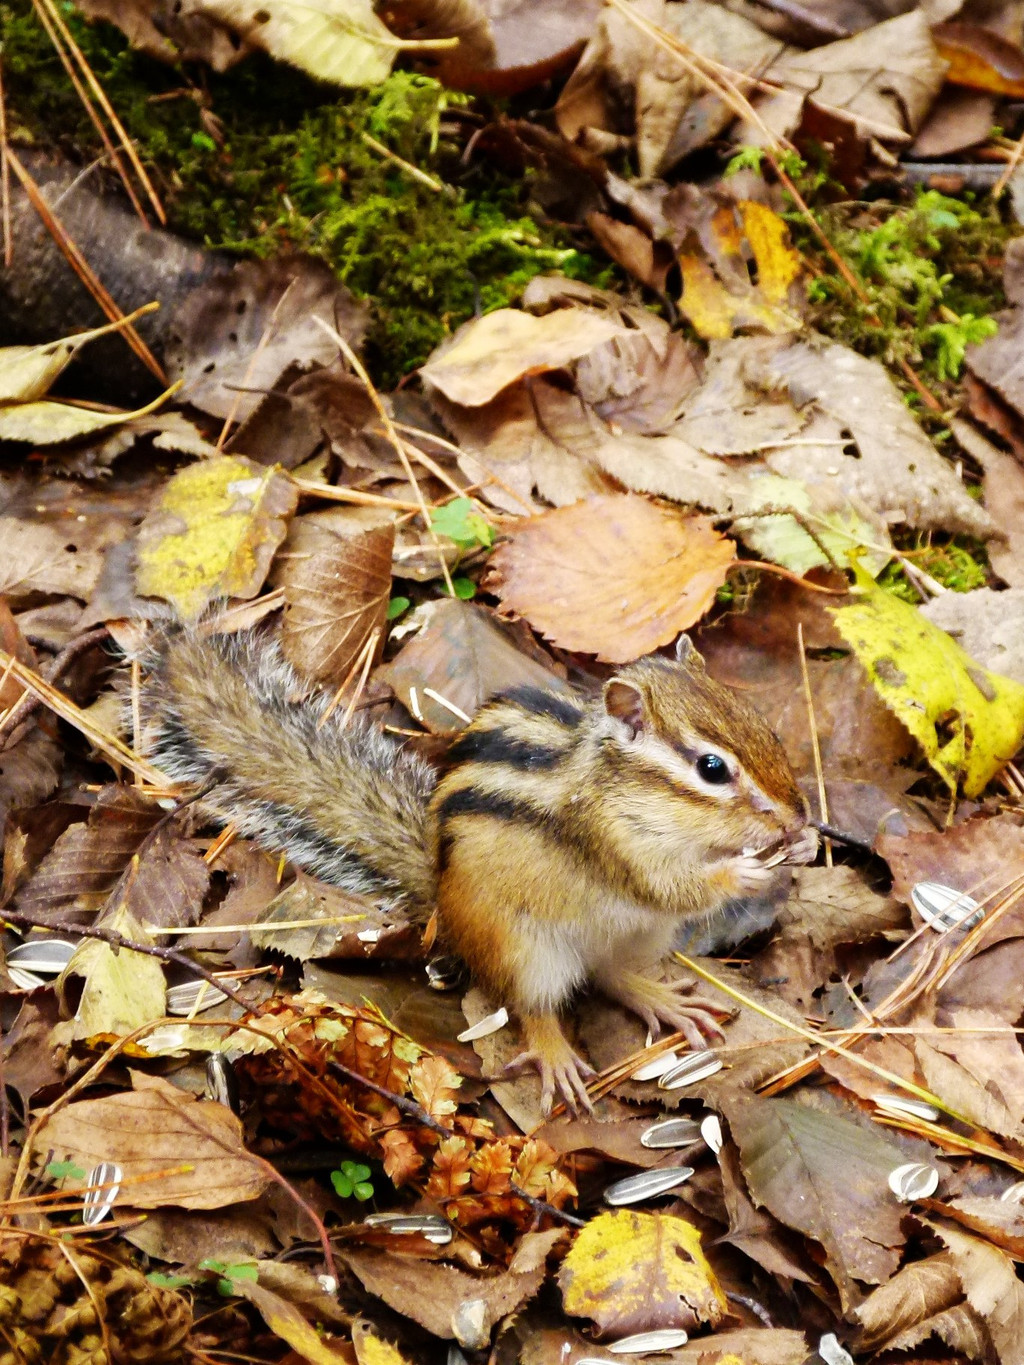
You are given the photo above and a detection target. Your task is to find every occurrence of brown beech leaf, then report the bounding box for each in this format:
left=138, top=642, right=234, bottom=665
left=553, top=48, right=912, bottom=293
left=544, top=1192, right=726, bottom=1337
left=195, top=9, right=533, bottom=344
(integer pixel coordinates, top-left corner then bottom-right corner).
left=721, top=1092, right=911, bottom=1311
left=37, top=1071, right=268, bottom=1209
left=485, top=495, right=734, bottom=663
left=379, top=598, right=565, bottom=733
left=274, top=512, right=394, bottom=686
left=14, top=787, right=164, bottom=919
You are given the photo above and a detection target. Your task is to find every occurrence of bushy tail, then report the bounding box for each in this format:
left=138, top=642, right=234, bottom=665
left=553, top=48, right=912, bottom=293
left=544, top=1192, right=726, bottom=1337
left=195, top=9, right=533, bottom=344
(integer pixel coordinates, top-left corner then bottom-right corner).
left=141, top=628, right=437, bottom=915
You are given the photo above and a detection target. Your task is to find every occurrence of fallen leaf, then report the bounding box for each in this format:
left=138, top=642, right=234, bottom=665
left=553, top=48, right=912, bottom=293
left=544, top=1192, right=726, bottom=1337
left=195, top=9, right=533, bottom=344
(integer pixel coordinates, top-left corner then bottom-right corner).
left=485, top=495, right=734, bottom=662
left=274, top=512, right=394, bottom=686
left=379, top=597, right=566, bottom=733
left=36, top=1070, right=269, bottom=1209
left=831, top=565, right=1024, bottom=795
left=134, top=454, right=298, bottom=618
left=420, top=306, right=630, bottom=406
left=723, top=1092, right=911, bottom=1310
left=678, top=201, right=804, bottom=339
left=765, top=10, right=946, bottom=140
left=231, top=1278, right=352, bottom=1363
left=66, top=906, right=167, bottom=1041
left=929, top=1221, right=1024, bottom=1365
left=165, top=255, right=366, bottom=422
left=197, top=0, right=400, bottom=87
left=558, top=1210, right=727, bottom=1338
left=342, top=1228, right=565, bottom=1343
left=934, top=21, right=1024, bottom=96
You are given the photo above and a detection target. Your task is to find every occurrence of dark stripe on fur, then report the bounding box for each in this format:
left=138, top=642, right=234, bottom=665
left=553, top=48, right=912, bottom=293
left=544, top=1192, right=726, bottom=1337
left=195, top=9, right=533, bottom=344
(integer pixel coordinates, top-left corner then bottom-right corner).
left=436, top=785, right=549, bottom=828
left=446, top=727, right=564, bottom=770
left=496, top=686, right=584, bottom=728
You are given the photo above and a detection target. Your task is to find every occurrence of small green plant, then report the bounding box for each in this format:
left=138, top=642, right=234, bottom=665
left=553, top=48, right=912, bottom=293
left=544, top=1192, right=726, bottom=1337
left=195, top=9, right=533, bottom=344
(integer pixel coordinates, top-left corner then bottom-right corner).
left=46, top=1159, right=86, bottom=1181
left=429, top=497, right=494, bottom=551
left=443, top=576, right=477, bottom=600
left=922, top=312, right=999, bottom=381
left=387, top=595, right=411, bottom=621
left=199, top=1258, right=259, bottom=1295
left=724, top=145, right=766, bottom=177
left=331, top=1160, right=374, bottom=1201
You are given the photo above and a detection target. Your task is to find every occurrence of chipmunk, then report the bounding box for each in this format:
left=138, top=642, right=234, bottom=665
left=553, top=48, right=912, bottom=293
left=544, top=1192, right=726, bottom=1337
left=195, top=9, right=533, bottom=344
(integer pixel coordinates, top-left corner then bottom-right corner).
left=143, top=628, right=816, bottom=1112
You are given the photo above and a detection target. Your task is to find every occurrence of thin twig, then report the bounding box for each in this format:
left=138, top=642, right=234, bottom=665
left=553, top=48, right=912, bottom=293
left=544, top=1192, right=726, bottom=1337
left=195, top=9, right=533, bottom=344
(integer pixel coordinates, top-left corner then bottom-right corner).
left=0, top=908, right=251, bottom=1011
left=0, top=55, right=11, bottom=268
left=0, top=642, right=166, bottom=784
left=0, top=626, right=111, bottom=745
left=327, top=1060, right=454, bottom=1137
left=797, top=622, right=831, bottom=866
left=311, top=318, right=457, bottom=595
left=509, top=1183, right=586, bottom=1228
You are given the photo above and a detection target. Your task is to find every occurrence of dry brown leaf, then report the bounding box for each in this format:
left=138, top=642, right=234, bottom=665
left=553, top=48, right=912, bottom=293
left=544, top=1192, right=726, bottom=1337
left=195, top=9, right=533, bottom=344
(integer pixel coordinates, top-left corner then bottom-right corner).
left=485, top=494, right=734, bottom=663
left=274, top=512, right=394, bottom=686
left=37, top=1071, right=269, bottom=1209
left=853, top=1253, right=968, bottom=1349
left=15, top=787, right=164, bottom=919
left=722, top=1092, right=911, bottom=1311
left=0, top=518, right=113, bottom=603
left=342, top=1228, right=564, bottom=1346
left=420, top=306, right=631, bottom=407
left=379, top=597, right=565, bottom=733
left=930, top=1221, right=1024, bottom=1365
left=165, top=255, right=366, bottom=422
left=763, top=10, right=946, bottom=140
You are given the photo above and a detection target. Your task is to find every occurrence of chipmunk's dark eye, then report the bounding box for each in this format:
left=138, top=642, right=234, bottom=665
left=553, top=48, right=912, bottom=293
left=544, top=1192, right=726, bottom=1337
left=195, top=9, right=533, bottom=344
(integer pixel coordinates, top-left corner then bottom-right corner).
left=696, top=754, right=731, bottom=784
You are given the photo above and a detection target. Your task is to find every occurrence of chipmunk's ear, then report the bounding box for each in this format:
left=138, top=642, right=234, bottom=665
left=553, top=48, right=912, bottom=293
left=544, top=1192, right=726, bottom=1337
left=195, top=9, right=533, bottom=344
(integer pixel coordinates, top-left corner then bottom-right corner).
left=674, top=634, right=705, bottom=670
left=603, top=678, right=647, bottom=739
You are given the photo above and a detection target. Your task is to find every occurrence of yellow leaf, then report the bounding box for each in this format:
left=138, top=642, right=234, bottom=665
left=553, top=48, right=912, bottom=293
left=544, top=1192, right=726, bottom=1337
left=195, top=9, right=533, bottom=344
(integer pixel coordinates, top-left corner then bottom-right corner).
left=232, top=1280, right=353, bottom=1362
left=741, top=200, right=803, bottom=303
left=830, top=565, right=1024, bottom=796
left=558, top=1209, right=727, bottom=1338
left=200, top=0, right=400, bottom=87
left=68, top=906, right=166, bottom=1041
left=678, top=201, right=803, bottom=340
left=135, top=455, right=297, bottom=618
left=0, top=384, right=177, bottom=444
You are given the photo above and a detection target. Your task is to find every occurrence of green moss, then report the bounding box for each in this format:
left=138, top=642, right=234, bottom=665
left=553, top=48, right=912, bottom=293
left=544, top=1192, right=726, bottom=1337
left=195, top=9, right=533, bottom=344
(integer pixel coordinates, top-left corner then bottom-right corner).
left=789, top=188, right=1013, bottom=392
left=877, top=537, right=990, bottom=602
left=0, top=5, right=610, bottom=383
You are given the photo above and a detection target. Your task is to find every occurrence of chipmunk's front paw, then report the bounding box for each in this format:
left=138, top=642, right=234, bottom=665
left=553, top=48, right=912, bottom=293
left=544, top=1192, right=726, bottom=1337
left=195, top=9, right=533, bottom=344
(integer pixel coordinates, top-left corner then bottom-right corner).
left=503, top=1013, right=596, bottom=1115
left=602, top=971, right=728, bottom=1052
left=722, top=849, right=781, bottom=898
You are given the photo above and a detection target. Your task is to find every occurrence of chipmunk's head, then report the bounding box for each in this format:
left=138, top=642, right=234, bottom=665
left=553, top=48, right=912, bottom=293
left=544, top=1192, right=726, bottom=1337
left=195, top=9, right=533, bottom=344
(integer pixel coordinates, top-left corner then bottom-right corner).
left=600, top=636, right=815, bottom=863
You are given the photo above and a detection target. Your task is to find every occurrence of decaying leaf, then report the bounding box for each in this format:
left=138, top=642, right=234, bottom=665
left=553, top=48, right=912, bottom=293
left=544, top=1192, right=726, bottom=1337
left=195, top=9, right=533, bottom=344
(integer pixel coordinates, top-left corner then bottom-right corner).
left=274, top=512, right=395, bottom=686
left=135, top=454, right=298, bottom=617
left=486, top=495, right=734, bottom=663
left=678, top=200, right=803, bottom=339
left=379, top=597, right=566, bottom=732
left=164, top=255, right=366, bottom=422
left=36, top=1071, right=269, bottom=1209
left=420, top=306, right=631, bottom=407
left=831, top=564, right=1024, bottom=796
left=558, top=1209, right=727, bottom=1338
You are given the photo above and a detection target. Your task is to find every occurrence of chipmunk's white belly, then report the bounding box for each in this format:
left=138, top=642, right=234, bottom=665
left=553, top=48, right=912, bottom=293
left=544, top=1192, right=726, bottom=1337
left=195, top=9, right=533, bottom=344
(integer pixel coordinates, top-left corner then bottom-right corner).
left=512, top=895, right=669, bottom=1014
